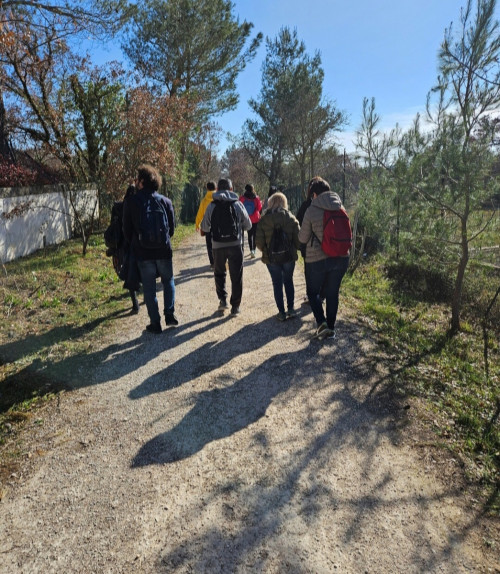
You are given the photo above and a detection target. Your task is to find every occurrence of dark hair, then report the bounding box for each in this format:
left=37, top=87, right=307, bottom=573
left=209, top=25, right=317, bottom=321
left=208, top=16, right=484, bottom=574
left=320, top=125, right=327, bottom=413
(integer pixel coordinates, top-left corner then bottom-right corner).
left=137, top=164, right=162, bottom=191
left=207, top=181, right=216, bottom=191
left=217, top=178, right=233, bottom=191
left=309, top=177, right=330, bottom=196
left=244, top=183, right=254, bottom=194
left=307, top=176, right=322, bottom=198
left=268, top=185, right=278, bottom=198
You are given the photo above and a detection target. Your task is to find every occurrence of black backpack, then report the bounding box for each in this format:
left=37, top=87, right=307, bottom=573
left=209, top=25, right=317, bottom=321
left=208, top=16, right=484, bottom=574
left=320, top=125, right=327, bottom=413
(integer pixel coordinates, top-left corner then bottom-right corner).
left=104, top=203, right=123, bottom=251
left=211, top=200, right=239, bottom=242
left=269, top=226, right=293, bottom=264
left=136, top=192, right=170, bottom=249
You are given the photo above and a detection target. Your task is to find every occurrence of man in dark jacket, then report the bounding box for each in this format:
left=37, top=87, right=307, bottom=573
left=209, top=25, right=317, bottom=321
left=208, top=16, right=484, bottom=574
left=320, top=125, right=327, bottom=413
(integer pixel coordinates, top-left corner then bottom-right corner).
left=123, top=164, right=177, bottom=334
left=200, top=178, right=251, bottom=315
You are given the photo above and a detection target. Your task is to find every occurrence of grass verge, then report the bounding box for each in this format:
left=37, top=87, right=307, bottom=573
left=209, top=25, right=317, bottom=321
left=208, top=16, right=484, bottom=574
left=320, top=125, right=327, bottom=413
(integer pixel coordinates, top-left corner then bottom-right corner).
left=342, top=260, right=499, bottom=512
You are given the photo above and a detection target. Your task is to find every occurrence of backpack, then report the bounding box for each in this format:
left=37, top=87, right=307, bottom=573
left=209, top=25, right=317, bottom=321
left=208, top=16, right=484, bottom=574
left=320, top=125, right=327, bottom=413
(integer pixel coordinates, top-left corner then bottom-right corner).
left=211, top=200, right=239, bottom=242
left=268, top=226, right=293, bottom=264
left=136, top=192, right=170, bottom=249
left=243, top=198, right=256, bottom=217
left=104, top=208, right=122, bottom=251
left=320, top=208, right=352, bottom=257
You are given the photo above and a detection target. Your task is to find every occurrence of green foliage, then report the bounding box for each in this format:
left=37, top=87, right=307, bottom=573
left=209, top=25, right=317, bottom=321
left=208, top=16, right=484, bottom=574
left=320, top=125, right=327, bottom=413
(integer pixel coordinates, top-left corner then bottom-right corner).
left=68, top=64, right=127, bottom=184
left=180, top=184, right=201, bottom=224
left=241, top=27, right=345, bottom=188
left=123, top=0, right=262, bottom=120
left=344, top=260, right=500, bottom=492
left=355, top=1, right=500, bottom=333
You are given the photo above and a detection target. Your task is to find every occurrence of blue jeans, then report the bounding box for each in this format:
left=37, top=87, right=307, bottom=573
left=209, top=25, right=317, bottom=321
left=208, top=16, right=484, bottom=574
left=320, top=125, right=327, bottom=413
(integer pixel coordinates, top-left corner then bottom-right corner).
left=137, top=258, right=175, bottom=325
left=266, top=260, right=295, bottom=314
left=305, top=257, right=349, bottom=329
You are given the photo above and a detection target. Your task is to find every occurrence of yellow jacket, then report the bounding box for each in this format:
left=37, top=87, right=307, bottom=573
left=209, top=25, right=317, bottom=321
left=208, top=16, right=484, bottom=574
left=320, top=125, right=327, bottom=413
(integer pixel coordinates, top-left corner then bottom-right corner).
left=195, top=190, right=214, bottom=229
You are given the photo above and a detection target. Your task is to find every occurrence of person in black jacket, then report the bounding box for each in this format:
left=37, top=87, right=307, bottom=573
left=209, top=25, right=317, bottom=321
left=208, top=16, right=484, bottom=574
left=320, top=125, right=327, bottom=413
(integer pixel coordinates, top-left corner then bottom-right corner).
left=123, top=164, right=177, bottom=334
left=107, top=185, right=141, bottom=313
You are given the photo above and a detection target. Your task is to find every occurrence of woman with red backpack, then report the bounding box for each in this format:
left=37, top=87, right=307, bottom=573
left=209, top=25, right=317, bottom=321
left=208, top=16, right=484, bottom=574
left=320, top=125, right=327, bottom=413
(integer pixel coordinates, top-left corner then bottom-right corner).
left=239, top=183, right=262, bottom=258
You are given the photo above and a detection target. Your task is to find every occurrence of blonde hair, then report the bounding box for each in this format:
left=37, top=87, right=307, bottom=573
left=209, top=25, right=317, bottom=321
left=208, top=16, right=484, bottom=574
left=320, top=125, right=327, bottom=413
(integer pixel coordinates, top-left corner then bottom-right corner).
left=267, top=192, right=288, bottom=211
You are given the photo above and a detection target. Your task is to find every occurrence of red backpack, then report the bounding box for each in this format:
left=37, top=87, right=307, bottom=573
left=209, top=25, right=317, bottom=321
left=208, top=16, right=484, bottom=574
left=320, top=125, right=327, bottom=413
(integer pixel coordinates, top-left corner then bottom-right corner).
left=320, top=208, right=352, bottom=257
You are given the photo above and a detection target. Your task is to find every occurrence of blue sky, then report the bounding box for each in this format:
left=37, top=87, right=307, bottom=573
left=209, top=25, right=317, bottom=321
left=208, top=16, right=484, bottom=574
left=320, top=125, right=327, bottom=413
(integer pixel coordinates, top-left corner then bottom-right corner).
left=92, top=0, right=499, bottom=154
left=222, top=0, right=490, bottom=154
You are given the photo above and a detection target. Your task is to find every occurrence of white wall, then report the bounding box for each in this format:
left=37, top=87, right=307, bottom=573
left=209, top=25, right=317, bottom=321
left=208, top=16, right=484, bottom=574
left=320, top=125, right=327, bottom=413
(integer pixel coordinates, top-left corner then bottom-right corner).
left=0, top=185, right=98, bottom=263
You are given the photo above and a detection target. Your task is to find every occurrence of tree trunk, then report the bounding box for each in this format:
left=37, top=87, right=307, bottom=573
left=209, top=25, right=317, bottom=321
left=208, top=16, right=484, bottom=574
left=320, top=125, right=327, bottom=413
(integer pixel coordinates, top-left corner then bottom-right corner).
left=0, top=88, right=13, bottom=160
left=450, top=216, right=469, bottom=334
left=300, top=166, right=306, bottom=200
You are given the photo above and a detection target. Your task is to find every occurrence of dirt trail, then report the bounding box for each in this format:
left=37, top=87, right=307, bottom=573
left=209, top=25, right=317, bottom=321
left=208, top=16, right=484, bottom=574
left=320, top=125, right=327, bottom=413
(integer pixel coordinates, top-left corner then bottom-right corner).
left=0, top=233, right=498, bottom=573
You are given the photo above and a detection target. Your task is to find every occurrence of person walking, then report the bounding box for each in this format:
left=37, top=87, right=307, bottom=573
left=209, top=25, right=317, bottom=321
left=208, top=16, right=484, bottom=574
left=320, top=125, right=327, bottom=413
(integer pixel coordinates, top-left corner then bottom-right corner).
left=195, top=181, right=216, bottom=268
left=239, top=183, right=262, bottom=258
left=123, top=164, right=178, bottom=334
left=201, top=178, right=252, bottom=315
left=297, top=177, right=320, bottom=226
left=256, top=192, right=301, bottom=321
left=105, top=185, right=141, bottom=313
left=298, top=177, right=350, bottom=340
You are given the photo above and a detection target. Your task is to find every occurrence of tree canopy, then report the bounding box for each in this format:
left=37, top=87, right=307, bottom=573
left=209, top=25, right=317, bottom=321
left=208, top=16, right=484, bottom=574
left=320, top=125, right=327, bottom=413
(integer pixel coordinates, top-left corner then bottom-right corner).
left=241, top=27, right=346, bottom=191
left=123, top=0, right=262, bottom=120
left=355, top=0, right=500, bottom=334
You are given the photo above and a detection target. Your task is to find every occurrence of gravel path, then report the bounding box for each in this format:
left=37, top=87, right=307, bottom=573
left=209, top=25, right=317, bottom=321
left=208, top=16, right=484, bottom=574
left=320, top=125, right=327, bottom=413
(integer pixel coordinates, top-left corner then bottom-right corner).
left=0, top=233, right=498, bottom=573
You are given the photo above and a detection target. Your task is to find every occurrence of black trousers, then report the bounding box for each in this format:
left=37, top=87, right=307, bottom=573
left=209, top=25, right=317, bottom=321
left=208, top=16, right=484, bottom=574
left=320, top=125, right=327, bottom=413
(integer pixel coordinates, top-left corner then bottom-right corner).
left=205, top=231, right=214, bottom=265
left=213, top=245, right=244, bottom=308
left=247, top=222, right=258, bottom=251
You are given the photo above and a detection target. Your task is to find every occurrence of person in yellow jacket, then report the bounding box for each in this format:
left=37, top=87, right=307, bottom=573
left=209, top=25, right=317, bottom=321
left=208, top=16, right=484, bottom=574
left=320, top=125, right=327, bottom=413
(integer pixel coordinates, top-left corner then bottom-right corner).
left=195, top=181, right=216, bottom=268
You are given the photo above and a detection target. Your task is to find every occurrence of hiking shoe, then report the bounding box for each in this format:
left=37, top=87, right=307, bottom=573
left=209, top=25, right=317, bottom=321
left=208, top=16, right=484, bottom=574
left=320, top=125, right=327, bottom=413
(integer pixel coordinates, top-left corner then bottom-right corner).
left=276, top=311, right=287, bottom=321
left=286, top=308, right=299, bottom=318
left=218, top=299, right=228, bottom=311
left=146, top=323, right=162, bottom=334
left=230, top=306, right=240, bottom=315
left=313, top=322, right=330, bottom=340
left=164, top=314, right=179, bottom=326
left=319, top=327, right=335, bottom=340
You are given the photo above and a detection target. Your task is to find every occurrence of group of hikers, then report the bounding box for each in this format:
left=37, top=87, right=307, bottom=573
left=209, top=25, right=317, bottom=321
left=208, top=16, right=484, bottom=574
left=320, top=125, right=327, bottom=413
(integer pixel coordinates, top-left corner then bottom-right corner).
left=106, top=164, right=352, bottom=341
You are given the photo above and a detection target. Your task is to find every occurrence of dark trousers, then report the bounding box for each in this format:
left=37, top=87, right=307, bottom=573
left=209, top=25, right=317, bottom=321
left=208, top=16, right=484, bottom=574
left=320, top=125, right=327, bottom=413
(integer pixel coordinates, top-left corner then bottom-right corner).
left=205, top=232, right=214, bottom=265
left=266, top=260, right=295, bottom=314
left=213, top=245, right=244, bottom=308
left=305, top=257, right=349, bottom=329
left=247, top=222, right=258, bottom=251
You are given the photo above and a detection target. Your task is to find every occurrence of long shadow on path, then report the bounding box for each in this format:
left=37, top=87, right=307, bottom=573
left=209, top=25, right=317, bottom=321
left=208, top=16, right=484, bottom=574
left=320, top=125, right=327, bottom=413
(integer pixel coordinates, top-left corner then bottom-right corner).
left=146, top=331, right=485, bottom=574
left=131, top=341, right=319, bottom=466
left=128, top=315, right=303, bottom=400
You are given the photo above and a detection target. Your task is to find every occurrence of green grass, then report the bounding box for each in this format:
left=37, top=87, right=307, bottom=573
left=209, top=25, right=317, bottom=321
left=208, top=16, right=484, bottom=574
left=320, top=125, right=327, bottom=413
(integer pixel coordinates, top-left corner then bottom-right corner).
left=343, top=261, right=500, bottom=508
